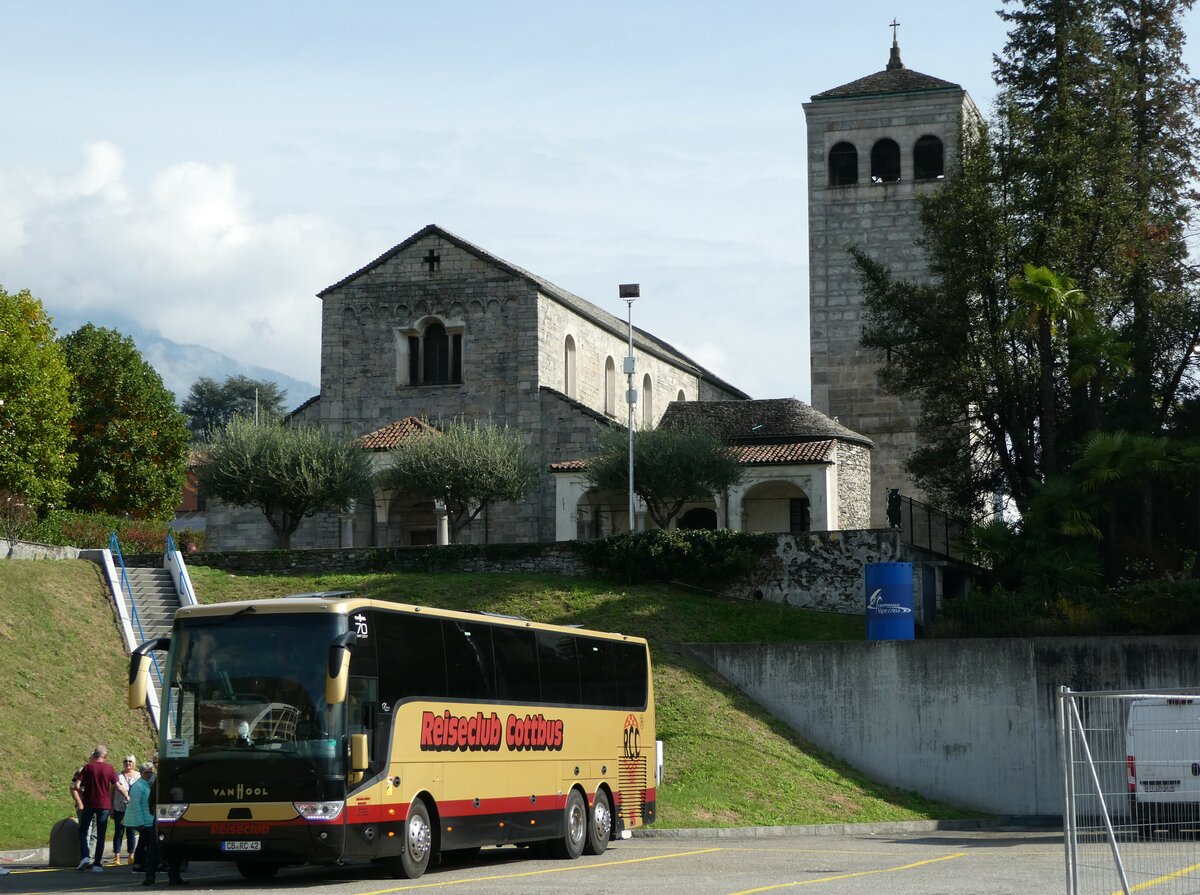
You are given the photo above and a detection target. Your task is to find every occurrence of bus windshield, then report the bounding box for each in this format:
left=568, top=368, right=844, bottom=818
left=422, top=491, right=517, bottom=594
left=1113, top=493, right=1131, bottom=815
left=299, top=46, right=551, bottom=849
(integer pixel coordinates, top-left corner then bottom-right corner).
left=161, top=612, right=345, bottom=772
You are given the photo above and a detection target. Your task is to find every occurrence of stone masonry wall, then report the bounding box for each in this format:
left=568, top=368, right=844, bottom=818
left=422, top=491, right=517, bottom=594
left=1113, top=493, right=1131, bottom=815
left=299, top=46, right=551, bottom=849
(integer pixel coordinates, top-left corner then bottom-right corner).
left=733, top=529, right=919, bottom=614
left=835, top=442, right=872, bottom=530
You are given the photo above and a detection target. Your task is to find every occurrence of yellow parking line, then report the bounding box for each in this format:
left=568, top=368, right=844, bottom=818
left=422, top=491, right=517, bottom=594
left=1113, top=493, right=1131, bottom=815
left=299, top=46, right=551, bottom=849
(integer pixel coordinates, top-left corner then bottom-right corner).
left=357, top=848, right=723, bottom=894
left=726, top=851, right=969, bottom=894
left=1113, top=861, right=1200, bottom=894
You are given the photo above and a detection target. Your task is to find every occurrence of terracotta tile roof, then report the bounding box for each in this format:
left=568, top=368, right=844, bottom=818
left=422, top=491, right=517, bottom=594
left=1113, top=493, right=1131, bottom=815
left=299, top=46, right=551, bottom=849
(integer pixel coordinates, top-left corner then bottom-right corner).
left=358, top=417, right=441, bottom=451
left=549, top=458, right=589, bottom=472
left=732, top=440, right=835, bottom=465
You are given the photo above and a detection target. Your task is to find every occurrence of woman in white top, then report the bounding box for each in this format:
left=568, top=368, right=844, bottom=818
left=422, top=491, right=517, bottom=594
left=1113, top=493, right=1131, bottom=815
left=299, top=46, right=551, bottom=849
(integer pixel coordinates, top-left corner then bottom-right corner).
left=109, top=754, right=140, bottom=864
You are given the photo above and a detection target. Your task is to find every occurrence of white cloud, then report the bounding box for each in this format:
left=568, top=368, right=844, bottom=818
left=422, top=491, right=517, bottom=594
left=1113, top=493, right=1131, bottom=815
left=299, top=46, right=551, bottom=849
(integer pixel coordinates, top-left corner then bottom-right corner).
left=0, top=142, right=362, bottom=386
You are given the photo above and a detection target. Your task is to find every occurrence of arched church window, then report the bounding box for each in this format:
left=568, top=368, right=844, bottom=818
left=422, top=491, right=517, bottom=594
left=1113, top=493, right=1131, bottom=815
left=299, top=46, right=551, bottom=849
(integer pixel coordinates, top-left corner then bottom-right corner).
left=642, top=374, right=653, bottom=428
left=423, top=322, right=450, bottom=383
left=604, top=357, right=616, bottom=417
left=398, top=317, right=464, bottom=386
left=913, top=135, right=944, bottom=180
left=677, top=389, right=686, bottom=402
left=564, top=335, right=577, bottom=398
left=828, top=142, right=858, bottom=186
left=870, top=138, right=901, bottom=183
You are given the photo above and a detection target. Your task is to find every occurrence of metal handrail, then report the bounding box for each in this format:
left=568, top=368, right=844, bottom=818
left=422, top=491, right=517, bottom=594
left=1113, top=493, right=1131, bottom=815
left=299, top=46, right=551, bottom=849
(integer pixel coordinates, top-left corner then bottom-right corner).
left=109, top=533, right=165, bottom=693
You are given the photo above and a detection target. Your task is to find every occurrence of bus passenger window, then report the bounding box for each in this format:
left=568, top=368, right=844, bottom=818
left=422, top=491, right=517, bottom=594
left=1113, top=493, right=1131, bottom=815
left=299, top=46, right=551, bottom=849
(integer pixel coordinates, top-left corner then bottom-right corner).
left=615, top=642, right=649, bottom=709
left=444, top=621, right=495, bottom=701
left=536, top=632, right=581, bottom=705
left=492, top=627, right=540, bottom=703
left=578, top=638, right=619, bottom=708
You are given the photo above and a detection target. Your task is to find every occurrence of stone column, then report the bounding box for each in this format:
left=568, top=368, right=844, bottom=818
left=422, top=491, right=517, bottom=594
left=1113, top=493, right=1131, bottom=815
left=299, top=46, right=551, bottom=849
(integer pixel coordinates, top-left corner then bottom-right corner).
left=434, top=499, right=450, bottom=546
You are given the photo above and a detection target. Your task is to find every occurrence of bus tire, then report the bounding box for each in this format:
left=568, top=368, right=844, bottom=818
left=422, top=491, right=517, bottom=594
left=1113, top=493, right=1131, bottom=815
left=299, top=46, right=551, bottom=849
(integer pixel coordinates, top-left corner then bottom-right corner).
left=236, top=861, right=281, bottom=881
left=584, top=789, right=611, bottom=856
left=551, top=789, right=587, bottom=860
left=392, top=797, right=434, bottom=879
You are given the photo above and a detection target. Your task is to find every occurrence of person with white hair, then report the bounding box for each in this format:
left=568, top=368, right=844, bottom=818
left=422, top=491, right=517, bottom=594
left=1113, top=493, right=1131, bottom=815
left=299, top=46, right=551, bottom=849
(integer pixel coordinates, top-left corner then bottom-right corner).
left=108, top=753, right=139, bottom=865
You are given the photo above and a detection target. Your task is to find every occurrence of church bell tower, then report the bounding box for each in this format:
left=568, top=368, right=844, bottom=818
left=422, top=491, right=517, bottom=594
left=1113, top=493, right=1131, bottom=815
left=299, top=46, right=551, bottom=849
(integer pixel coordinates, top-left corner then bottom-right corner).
left=803, top=29, right=980, bottom=525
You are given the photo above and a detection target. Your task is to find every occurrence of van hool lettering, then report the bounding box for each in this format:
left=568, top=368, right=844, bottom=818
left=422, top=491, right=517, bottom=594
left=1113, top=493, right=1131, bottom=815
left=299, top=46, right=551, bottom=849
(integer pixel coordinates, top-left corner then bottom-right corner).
left=210, top=784, right=270, bottom=799
left=420, top=710, right=564, bottom=752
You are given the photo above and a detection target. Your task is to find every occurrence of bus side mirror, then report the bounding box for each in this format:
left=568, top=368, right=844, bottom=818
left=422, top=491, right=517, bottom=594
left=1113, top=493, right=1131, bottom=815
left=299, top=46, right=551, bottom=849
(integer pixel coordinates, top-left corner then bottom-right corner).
left=128, top=637, right=170, bottom=710
left=348, top=733, right=369, bottom=785
left=325, top=632, right=357, bottom=705
left=128, top=654, right=151, bottom=709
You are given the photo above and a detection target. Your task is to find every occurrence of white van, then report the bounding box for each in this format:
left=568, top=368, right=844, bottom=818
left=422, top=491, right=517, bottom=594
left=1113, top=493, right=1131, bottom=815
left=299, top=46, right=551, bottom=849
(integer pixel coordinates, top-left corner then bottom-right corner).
left=1126, top=697, right=1200, bottom=836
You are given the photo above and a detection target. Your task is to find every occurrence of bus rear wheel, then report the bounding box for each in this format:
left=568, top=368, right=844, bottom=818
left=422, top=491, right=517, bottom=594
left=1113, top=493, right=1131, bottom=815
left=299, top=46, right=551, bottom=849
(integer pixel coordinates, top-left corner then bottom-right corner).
left=584, top=789, right=612, bottom=856
left=392, top=797, right=433, bottom=879
left=236, top=861, right=281, bottom=881
left=551, top=789, right=587, bottom=859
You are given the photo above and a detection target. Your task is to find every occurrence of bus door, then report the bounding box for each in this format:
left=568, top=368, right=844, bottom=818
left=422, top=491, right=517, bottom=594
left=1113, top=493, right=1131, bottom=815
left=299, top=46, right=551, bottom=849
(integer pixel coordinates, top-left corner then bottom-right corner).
left=341, top=611, right=384, bottom=858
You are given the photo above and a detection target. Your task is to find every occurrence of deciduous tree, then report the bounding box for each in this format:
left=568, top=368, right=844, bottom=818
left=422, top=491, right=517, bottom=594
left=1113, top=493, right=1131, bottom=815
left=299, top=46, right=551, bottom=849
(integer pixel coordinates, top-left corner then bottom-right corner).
left=0, top=286, right=74, bottom=512
left=182, top=375, right=286, bottom=441
left=198, top=417, right=373, bottom=548
left=584, top=425, right=743, bottom=531
left=378, top=419, right=539, bottom=543
left=59, top=324, right=189, bottom=519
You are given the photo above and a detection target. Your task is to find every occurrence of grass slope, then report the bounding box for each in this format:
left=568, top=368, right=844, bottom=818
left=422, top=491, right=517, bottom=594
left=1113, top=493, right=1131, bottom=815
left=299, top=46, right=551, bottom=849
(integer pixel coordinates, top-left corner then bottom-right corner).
left=0, top=560, right=157, bottom=851
left=0, top=562, right=970, bottom=849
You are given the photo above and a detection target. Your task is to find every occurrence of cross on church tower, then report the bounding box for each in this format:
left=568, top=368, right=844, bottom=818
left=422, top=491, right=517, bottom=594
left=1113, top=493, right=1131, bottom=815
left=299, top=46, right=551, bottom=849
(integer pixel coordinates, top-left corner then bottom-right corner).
left=886, top=18, right=904, bottom=70
left=422, top=249, right=441, bottom=273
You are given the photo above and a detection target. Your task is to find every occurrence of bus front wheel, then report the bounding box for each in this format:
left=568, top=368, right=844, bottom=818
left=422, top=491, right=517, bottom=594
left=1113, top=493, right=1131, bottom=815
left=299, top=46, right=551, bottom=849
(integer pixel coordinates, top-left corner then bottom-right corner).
left=552, top=789, right=587, bottom=860
left=584, top=789, right=611, bottom=856
left=392, top=797, right=433, bottom=879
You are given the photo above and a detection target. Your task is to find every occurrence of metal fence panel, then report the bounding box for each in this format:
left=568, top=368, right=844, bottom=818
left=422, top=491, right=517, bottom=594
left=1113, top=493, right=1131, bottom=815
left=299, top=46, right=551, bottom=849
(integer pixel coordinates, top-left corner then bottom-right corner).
left=1061, top=687, right=1200, bottom=895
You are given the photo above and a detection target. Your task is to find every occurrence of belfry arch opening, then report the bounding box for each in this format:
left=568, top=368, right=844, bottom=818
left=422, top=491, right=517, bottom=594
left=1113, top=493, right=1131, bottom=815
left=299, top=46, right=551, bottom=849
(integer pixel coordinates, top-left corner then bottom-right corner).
left=913, top=135, right=944, bottom=180
left=828, top=141, right=858, bottom=186
left=870, top=138, right=901, bottom=183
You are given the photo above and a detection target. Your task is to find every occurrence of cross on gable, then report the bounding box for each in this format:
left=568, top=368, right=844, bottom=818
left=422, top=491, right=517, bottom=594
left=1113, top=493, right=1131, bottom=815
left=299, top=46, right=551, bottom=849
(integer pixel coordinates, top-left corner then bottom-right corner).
left=422, top=249, right=441, bottom=272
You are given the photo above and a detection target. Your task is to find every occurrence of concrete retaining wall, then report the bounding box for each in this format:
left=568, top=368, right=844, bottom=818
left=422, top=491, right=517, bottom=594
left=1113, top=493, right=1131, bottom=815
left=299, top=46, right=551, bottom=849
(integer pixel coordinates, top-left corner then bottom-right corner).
left=682, top=637, right=1200, bottom=817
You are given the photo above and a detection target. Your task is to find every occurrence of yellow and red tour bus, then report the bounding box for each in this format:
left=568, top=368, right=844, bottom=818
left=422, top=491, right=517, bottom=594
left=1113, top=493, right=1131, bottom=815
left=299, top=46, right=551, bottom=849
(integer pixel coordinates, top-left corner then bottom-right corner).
left=128, top=592, right=656, bottom=880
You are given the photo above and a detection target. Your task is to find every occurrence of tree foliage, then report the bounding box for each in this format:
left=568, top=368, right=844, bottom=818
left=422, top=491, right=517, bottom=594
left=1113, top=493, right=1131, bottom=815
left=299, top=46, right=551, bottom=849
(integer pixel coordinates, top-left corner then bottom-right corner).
left=181, top=375, right=287, bottom=442
left=198, top=417, right=373, bottom=549
left=59, top=324, right=189, bottom=520
left=0, top=286, right=74, bottom=512
left=854, top=0, right=1200, bottom=526
left=377, top=419, right=539, bottom=543
left=584, top=424, right=744, bottom=531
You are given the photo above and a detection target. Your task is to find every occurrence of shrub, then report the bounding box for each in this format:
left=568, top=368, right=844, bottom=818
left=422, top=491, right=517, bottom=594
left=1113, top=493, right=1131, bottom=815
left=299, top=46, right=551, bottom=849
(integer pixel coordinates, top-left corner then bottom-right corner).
left=22, top=510, right=202, bottom=554
left=570, top=529, right=778, bottom=586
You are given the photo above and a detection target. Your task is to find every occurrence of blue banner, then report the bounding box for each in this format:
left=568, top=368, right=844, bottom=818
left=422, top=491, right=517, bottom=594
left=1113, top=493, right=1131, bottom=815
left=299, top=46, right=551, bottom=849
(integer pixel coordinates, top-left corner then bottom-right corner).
left=865, top=562, right=914, bottom=640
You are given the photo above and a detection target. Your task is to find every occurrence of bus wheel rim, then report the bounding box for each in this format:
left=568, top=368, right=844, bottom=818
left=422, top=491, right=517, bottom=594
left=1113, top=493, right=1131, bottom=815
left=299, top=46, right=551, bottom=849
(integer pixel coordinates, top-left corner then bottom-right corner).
left=595, top=797, right=611, bottom=840
left=408, top=813, right=431, bottom=861
left=569, top=799, right=586, bottom=843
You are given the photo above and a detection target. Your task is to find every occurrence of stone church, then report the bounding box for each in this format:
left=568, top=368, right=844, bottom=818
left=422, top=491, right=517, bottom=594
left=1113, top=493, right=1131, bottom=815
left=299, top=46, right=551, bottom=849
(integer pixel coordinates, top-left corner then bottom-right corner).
left=206, top=35, right=972, bottom=550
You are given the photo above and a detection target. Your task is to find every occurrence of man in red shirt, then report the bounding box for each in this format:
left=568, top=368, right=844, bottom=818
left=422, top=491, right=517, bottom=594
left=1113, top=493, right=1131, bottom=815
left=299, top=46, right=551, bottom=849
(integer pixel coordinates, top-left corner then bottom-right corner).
left=75, top=746, right=118, bottom=871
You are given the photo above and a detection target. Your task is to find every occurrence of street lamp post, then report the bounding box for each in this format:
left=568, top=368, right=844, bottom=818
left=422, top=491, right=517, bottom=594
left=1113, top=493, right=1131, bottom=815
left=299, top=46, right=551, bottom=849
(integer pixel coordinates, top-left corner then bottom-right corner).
left=619, top=283, right=640, bottom=533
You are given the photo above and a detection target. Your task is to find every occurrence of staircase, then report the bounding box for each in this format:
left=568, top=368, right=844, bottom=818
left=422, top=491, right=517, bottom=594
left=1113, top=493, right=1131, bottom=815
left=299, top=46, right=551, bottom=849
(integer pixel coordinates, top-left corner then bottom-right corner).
left=122, top=567, right=180, bottom=645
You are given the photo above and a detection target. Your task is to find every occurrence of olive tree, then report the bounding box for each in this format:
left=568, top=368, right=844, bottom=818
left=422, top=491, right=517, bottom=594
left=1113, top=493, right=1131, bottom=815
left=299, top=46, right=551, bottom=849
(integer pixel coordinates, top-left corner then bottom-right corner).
left=198, top=417, right=373, bottom=548
left=377, top=418, right=539, bottom=543
left=585, top=424, right=743, bottom=530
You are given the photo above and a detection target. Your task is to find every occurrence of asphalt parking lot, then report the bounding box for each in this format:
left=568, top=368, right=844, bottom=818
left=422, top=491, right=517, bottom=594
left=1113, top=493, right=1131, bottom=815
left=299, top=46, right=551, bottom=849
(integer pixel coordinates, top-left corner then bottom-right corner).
left=0, top=826, right=1071, bottom=895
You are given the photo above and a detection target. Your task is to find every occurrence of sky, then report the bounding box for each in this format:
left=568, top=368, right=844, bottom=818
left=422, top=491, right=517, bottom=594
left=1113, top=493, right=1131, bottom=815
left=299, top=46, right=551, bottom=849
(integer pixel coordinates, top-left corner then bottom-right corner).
left=3, top=2, right=1197, bottom=405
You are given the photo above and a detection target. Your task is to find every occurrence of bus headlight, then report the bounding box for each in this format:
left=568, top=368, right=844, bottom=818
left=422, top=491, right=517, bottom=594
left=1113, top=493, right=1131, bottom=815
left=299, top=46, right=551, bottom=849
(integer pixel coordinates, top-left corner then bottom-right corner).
left=293, top=800, right=344, bottom=821
left=157, top=804, right=188, bottom=823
